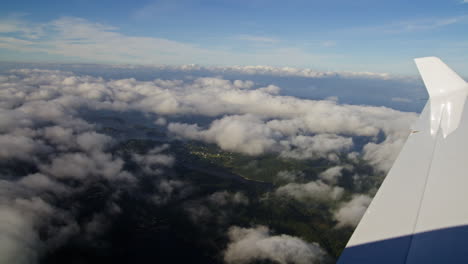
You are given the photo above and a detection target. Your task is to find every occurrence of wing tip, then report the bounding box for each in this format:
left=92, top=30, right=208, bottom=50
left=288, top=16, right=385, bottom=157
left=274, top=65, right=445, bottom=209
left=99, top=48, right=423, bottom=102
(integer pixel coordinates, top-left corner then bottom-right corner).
left=414, top=56, right=441, bottom=65
left=414, top=56, right=466, bottom=98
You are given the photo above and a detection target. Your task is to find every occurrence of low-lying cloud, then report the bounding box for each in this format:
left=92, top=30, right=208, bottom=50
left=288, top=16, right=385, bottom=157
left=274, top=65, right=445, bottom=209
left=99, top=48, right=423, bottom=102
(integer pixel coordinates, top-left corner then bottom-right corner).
left=334, top=194, right=373, bottom=228
left=2, top=68, right=416, bottom=168
left=224, top=226, right=327, bottom=264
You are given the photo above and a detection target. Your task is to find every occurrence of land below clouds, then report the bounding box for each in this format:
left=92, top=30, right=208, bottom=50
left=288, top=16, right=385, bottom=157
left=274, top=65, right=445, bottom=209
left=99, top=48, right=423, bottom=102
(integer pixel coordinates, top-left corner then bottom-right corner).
left=36, top=109, right=386, bottom=263
left=0, top=65, right=418, bottom=264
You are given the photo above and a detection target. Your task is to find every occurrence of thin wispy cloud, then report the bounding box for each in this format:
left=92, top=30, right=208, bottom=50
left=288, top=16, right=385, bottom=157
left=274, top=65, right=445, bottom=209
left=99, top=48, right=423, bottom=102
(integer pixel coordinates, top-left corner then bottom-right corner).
left=236, top=34, right=279, bottom=44
left=131, top=0, right=190, bottom=20
left=358, top=16, right=467, bottom=34
left=391, top=16, right=466, bottom=32
left=0, top=14, right=44, bottom=39
left=0, top=16, right=334, bottom=67
left=1, top=1, right=468, bottom=74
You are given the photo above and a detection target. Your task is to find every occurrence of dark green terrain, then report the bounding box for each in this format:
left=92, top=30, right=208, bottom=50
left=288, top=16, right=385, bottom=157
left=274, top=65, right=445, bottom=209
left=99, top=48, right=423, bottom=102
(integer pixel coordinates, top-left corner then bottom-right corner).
left=31, top=116, right=385, bottom=264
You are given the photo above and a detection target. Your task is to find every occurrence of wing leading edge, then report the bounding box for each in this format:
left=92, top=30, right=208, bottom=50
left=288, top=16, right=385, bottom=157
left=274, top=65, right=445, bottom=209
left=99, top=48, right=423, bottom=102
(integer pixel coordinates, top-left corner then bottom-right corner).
left=338, top=57, right=468, bottom=263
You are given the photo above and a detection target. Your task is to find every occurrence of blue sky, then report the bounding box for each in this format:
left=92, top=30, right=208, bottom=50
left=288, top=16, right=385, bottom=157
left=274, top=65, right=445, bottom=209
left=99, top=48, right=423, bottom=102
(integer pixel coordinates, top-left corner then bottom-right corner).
left=1, top=0, right=468, bottom=75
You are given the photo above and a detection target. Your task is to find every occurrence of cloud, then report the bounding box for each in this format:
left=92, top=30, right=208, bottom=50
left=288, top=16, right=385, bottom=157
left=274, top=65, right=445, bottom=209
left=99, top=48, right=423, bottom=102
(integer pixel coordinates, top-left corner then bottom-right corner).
left=169, top=115, right=279, bottom=155
left=391, top=97, right=412, bottom=103
left=224, top=226, right=327, bottom=264
left=0, top=134, right=46, bottom=160
left=399, top=17, right=465, bottom=31
left=334, top=194, right=372, bottom=228
left=184, top=191, right=249, bottom=224
left=132, top=144, right=175, bottom=174
left=0, top=183, right=79, bottom=264
left=362, top=134, right=408, bottom=172
left=0, top=16, right=330, bottom=67
left=40, top=151, right=129, bottom=181
left=280, top=134, right=353, bottom=160
left=276, top=171, right=305, bottom=182
left=131, top=0, right=193, bottom=20
left=0, top=14, right=44, bottom=39
left=359, top=16, right=467, bottom=34
left=275, top=180, right=344, bottom=202
left=319, top=166, right=346, bottom=184
left=19, top=173, right=69, bottom=194
left=0, top=197, right=48, bottom=264
left=176, top=64, right=395, bottom=80
left=153, top=179, right=191, bottom=205
left=207, top=191, right=249, bottom=206
left=236, top=34, right=279, bottom=44
left=169, top=117, right=356, bottom=160
left=0, top=16, right=216, bottom=64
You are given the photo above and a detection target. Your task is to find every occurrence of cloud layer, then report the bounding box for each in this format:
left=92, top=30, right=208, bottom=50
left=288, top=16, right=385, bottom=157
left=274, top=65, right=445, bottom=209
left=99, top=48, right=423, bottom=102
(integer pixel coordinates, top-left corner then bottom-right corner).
left=0, top=69, right=178, bottom=263
left=1, top=68, right=415, bottom=169
left=0, top=67, right=417, bottom=262
left=334, top=194, right=372, bottom=228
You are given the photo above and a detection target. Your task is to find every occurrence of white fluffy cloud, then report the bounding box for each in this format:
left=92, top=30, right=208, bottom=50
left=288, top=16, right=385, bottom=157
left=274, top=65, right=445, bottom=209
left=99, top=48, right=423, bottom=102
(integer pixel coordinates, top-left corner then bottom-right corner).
left=319, top=166, right=345, bottom=183
left=334, top=194, right=372, bottom=228
left=280, top=134, right=353, bottom=160
left=362, top=134, right=408, bottom=172
left=224, top=226, right=326, bottom=264
left=319, top=165, right=353, bottom=184
left=2, top=68, right=416, bottom=170
left=169, top=115, right=279, bottom=155
left=161, top=75, right=415, bottom=163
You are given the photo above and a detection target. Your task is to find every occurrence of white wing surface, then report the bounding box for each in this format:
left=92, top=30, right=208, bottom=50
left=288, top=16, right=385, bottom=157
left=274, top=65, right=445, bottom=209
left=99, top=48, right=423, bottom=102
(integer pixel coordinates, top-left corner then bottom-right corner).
left=338, top=57, right=468, bottom=263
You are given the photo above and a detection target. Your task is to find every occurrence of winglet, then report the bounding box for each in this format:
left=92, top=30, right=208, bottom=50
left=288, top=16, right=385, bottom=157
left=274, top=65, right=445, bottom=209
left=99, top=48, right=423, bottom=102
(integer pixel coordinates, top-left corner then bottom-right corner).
left=414, top=57, right=468, bottom=137
left=414, top=57, right=466, bottom=98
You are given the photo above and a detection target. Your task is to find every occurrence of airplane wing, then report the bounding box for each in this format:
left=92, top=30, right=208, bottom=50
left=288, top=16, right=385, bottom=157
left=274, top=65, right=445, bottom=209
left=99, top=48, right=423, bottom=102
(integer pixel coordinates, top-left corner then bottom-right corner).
left=338, top=57, right=468, bottom=263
